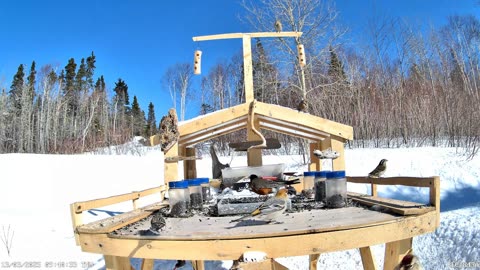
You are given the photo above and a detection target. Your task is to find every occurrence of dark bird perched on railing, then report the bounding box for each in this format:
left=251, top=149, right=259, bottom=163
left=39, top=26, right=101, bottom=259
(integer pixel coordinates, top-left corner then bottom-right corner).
left=210, top=143, right=229, bottom=179
left=275, top=19, right=282, bottom=32
left=368, top=159, right=388, bottom=178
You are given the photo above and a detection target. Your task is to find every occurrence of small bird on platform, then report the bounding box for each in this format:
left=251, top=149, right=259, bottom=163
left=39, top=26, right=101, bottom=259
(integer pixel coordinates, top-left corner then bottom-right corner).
left=173, top=260, right=186, bottom=270
left=274, top=19, right=282, bottom=32
left=149, top=212, right=166, bottom=232
left=249, top=174, right=300, bottom=195
left=231, top=189, right=289, bottom=224
left=297, top=99, right=308, bottom=112
left=395, top=252, right=424, bottom=270
left=368, top=159, right=388, bottom=178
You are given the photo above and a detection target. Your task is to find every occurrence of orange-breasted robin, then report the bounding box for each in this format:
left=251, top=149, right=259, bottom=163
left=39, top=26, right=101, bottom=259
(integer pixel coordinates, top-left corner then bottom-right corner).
left=249, top=174, right=300, bottom=195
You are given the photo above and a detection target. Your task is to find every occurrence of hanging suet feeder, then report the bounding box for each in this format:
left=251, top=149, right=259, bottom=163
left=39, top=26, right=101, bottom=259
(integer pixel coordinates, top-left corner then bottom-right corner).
left=297, top=44, right=306, bottom=67
left=194, top=50, right=202, bottom=75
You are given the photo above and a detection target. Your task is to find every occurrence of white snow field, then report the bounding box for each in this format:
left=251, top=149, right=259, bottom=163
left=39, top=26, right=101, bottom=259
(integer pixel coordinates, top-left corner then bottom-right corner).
left=0, top=145, right=479, bottom=269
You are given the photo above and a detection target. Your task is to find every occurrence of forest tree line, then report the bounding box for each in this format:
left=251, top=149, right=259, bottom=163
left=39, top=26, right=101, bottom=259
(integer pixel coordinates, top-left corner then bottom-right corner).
left=0, top=52, right=159, bottom=154
left=164, top=0, right=480, bottom=158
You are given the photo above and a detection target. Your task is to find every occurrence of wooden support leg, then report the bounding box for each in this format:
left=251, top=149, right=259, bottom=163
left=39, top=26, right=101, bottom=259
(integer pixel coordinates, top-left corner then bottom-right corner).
left=104, top=255, right=133, bottom=270
left=191, top=260, right=205, bottom=270
left=384, top=238, right=413, bottom=270
left=184, top=147, right=197, bottom=179
left=309, top=254, right=321, bottom=270
left=309, top=142, right=321, bottom=171
left=359, top=246, right=378, bottom=270
left=140, top=258, right=154, bottom=270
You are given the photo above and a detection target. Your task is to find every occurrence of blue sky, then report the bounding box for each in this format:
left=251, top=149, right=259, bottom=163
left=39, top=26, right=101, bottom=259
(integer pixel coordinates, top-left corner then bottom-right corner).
left=0, top=0, right=478, bottom=120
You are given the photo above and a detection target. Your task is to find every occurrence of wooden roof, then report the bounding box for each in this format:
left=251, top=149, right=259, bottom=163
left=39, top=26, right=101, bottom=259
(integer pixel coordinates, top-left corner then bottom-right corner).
left=178, top=101, right=353, bottom=147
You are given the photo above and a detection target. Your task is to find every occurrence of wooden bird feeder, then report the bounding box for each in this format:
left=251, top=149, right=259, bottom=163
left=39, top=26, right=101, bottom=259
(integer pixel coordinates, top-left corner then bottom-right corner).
left=70, top=31, right=440, bottom=270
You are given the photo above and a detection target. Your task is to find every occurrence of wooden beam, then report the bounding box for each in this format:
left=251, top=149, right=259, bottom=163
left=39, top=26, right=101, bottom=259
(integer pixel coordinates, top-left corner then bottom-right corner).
left=73, top=186, right=166, bottom=213
left=309, top=254, right=320, bottom=270
left=254, top=101, right=353, bottom=141
left=193, top=32, right=303, bottom=41
left=359, top=246, right=378, bottom=270
left=384, top=238, right=412, bottom=270
left=331, top=138, right=345, bottom=171
left=243, top=35, right=254, bottom=103
left=347, top=176, right=436, bottom=188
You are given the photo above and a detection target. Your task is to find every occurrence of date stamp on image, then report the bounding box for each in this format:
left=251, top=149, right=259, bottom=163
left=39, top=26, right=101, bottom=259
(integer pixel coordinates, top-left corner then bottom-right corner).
left=1, top=261, right=95, bottom=269
left=448, top=261, right=480, bottom=268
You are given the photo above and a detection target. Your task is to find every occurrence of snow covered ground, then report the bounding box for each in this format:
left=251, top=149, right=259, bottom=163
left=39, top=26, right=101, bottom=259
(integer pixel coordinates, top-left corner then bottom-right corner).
left=0, top=144, right=479, bottom=269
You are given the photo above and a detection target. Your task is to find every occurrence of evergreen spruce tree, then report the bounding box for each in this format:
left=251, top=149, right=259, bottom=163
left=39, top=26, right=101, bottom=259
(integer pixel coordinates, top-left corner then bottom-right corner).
left=75, top=58, right=87, bottom=93
left=9, top=64, right=25, bottom=112
left=113, top=78, right=129, bottom=106
left=63, top=58, right=77, bottom=115
left=145, top=102, right=157, bottom=137
left=131, top=96, right=144, bottom=136
left=328, top=47, right=347, bottom=83
left=86, top=52, right=96, bottom=89
left=26, top=61, right=36, bottom=103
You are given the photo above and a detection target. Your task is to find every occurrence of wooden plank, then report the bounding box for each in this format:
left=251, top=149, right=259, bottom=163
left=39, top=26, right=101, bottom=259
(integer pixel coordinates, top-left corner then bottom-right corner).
left=384, top=238, right=412, bottom=270
left=254, top=101, right=353, bottom=141
left=77, top=202, right=167, bottom=234
left=109, top=207, right=403, bottom=241
left=271, top=259, right=289, bottom=270
left=348, top=192, right=434, bottom=216
left=229, top=138, right=281, bottom=151
left=73, top=186, right=166, bottom=213
left=347, top=176, right=435, bottom=187
left=430, top=176, right=441, bottom=227
left=140, top=259, right=154, bottom=270
left=178, top=103, right=249, bottom=140
left=309, top=254, right=320, bottom=270
left=359, top=246, right=378, bottom=270
left=192, top=32, right=303, bottom=41
left=78, top=211, right=437, bottom=260
left=104, top=255, right=132, bottom=270
left=247, top=108, right=262, bottom=166
left=258, top=116, right=330, bottom=141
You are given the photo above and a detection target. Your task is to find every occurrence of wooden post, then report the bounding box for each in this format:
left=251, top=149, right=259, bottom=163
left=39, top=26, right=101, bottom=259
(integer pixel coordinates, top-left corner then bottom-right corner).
left=430, top=176, right=441, bottom=227
left=309, top=142, right=321, bottom=171
left=70, top=203, right=82, bottom=245
left=247, top=102, right=262, bottom=166
left=191, top=260, right=205, bottom=270
left=309, top=254, right=320, bottom=270
left=243, top=34, right=254, bottom=103
left=184, top=147, right=197, bottom=179
left=104, top=255, right=132, bottom=270
left=383, top=238, right=412, bottom=270
left=164, top=142, right=179, bottom=184
left=140, top=259, right=154, bottom=270
left=320, top=137, right=345, bottom=171
left=359, top=246, right=378, bottom=270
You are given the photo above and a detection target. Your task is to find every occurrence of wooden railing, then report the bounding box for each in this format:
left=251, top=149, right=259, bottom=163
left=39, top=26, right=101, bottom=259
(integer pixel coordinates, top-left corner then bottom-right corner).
left=70, top=185, right=167, bottom=245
